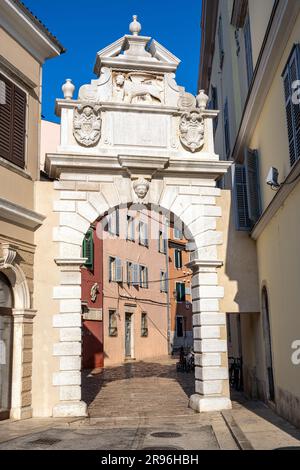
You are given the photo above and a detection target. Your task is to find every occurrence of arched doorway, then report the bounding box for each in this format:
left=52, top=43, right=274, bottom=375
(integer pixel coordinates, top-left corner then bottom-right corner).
left=262, top=286, right=275, bottom=402
left=0, top=272, right=13, bottom=420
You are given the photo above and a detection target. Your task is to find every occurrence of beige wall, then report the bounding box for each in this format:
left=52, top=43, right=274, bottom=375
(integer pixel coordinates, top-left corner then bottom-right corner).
left=218, top=190, right=260, bottom=314
left=103, top=210, right=168, bottom=365
left=255, top=182, right=300, bottom=426
left=248, top=0, right=275, bottom=67
left=32, top=182, right=60, bottom=416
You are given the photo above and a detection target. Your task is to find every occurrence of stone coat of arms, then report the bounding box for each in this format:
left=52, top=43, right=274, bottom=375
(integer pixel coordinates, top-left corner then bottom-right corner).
left=179, top=110, right=205, bottom=153
left=73, top=105, right=101, bottom=146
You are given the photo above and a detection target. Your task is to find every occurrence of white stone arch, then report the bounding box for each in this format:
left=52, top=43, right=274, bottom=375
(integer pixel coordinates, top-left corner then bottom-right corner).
left=52, top=175, right=232, bottom=417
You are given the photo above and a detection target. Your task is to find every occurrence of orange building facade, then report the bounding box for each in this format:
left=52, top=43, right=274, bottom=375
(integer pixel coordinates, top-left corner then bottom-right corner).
left=168, top=226, right=193, bottom=353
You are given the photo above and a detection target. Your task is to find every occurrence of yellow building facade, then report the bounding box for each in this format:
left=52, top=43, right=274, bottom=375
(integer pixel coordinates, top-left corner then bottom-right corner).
left=200, top=0, right=300, bottom=427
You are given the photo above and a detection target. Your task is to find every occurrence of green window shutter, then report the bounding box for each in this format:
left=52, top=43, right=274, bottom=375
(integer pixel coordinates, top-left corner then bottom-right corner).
left=82, top=229, right=94, bottom=269
left=175, top=249, right=182, bottom=268
left=234, top=164, right=251, bottom=231
left=245, top=148, right=262, bottom=224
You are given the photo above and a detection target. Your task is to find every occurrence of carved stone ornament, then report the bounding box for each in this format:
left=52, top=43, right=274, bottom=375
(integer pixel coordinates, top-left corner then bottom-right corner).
left=133, top=178, right=150, bottom=199
left=113, top=72, right=164, bottom=104
left=179, top=110, right=205, bottom=153
left=73, top=105, right=101, bottom=147
left=0, top=243, right=17, bottom=268
left=90, top=283, right=99, bottom=303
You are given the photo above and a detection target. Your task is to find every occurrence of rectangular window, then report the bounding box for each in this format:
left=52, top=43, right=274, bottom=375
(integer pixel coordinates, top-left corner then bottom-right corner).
left=174, top=227, right=183, bottom=240
left=126, top=262, right=139, bottom=285
left=174, top=249, right=183, bottom=269
left=158, top=230, right=167, bottom=254
left=160, top=271, right=168, bottom=293
left=139, top=265, right=148, bottom=288
left=176, top=282, right=186, bottom=302
left=109, top=310, right=118, bottom=337
left=224, top=99, right=231, bottom=158
left=127, top=216, right=135, bottom=241
left=211, top=85, right=219, bottom=133
left=218, top=16, right=225, bottom=69
left=139, top=222, right=149, bottom=247
left=107, top=208, right=120, bottom=236
left=282, top=45, right=300, bottom=166
left=176, top=316, right=184, bottom=338
left=244, top=148, right=261, bottom=224
left=109, top=257, right=122, bottom=282
left=82, top=228, right=94, bottom=270
left=141, top=312, right=148, bottom=337
left=244, top=11, right=254, bottom=87
left=0, top=73, right=26, bottom=168
left=233, top=164, right=251, bottom=230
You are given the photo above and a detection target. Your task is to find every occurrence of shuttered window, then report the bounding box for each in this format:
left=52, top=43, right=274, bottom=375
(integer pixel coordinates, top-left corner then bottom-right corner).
left=174, top=249, right=182, bottom=269
left=139, top=265, right=148, bottom=288
left=176, top=282, right=186, bottom=302
left=218, top=16, right=225, bottom=69
left=141, top=312, right=148, bottom=337
left=244, top=148, right=261, bottom=224
left=244, top=12, right=254, bottom=87
left=234, top=164, right=251, bottom=230
left=160, top=271, right=167, bottom=293
left=109, top=257, right=122, bottom=282
left=0, top=73, right=26, bottom=168
left=282, top=45, right=300, bottom=167
left=139, top=222, right=149, bottom=247
left=82, top=229, right=94, bottom=270
left=211, top=86, right=219, bottom=133
left=224, top=99, right=231, bottom=158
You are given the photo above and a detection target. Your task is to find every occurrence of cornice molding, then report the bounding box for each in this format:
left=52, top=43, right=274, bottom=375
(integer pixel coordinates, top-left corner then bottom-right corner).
left=45, top=152, right=231, bottom=181
left=251, top=158, right=300, bottom=240
left=0, top=198, right=45, bottom=230
left=1, top=0, right=64, bottom=63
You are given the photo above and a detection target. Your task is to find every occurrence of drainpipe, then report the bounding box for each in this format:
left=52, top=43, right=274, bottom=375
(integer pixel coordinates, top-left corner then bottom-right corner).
left=165, top=232, right=171, bottom=356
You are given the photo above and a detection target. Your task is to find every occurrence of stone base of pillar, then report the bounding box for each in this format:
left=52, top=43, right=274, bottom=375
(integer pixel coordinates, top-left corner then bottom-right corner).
left=189, top=394, right=232, bottom=413
left=52, top=401, right=87, bottom=418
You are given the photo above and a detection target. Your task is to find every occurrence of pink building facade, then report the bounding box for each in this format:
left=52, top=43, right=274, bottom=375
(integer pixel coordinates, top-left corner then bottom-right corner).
left=101, top=207, right=169, bottom=365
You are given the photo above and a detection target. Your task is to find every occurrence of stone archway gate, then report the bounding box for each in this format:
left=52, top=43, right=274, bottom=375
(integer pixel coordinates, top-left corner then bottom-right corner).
left=45, top=17, right=232, bottom=417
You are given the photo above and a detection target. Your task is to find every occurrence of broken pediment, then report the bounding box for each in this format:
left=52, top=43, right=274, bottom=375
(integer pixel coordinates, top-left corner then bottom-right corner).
left=93, top=15, right=180, bottom=76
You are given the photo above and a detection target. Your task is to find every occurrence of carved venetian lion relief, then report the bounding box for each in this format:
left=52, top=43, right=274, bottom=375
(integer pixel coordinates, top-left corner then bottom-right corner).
left=73, top=105, right=101, bottom=147
left=179, top=110, right=205, bottom=153
left=113, top=72, right=164, bottom=104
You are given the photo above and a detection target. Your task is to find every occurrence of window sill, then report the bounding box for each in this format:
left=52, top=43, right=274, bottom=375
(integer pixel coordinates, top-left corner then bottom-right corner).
left=0, top=156, right=32, bottom=180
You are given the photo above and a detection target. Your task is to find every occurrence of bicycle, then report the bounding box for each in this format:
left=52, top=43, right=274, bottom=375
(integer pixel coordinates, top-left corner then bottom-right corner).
left=229, top=357, right=243, bottom=391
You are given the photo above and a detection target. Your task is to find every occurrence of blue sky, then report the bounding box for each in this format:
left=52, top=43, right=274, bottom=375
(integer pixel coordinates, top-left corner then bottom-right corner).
left=24, top=0, right=202, bottom=122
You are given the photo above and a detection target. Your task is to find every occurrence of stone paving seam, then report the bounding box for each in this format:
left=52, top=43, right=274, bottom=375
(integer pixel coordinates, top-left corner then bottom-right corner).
left=221, top=411, right=254, bottom=450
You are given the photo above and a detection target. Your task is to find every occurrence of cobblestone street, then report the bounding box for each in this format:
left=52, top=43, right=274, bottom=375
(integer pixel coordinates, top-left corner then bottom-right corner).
left=0, top=357, right=300, bottom=450
left=82, top=357, right=195, bottom=419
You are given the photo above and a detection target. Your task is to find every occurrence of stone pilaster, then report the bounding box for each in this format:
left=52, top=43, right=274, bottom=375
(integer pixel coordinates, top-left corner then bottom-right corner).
left=188, top=260, right=232, bottom=412
left=52, top=259, right=87, bottom=417
left=11, top=309, right=36, bottom=420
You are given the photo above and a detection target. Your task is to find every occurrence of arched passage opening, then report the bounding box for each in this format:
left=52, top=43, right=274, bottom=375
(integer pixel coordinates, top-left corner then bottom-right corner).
left=79, top=204, right=196, bottom=415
